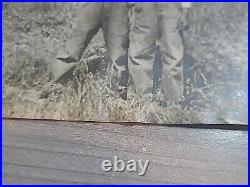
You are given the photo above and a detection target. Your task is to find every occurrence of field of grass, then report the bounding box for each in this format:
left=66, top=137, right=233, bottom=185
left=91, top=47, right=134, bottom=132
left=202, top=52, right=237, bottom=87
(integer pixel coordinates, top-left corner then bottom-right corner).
left=2, top=3, right=248, bottom=124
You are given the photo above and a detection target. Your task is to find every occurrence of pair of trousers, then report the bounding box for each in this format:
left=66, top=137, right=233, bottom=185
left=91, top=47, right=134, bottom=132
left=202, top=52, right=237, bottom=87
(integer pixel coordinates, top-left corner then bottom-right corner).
left=129, top=3, right=184, bottom=102
left=56, top=3, right=129, bottom=94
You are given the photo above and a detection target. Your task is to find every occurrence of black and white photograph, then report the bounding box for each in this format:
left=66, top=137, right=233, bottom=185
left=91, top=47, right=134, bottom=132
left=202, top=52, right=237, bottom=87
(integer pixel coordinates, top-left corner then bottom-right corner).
left=2, top=2, right=248, bottom=184
left=3, top=2, right=248, bottom=124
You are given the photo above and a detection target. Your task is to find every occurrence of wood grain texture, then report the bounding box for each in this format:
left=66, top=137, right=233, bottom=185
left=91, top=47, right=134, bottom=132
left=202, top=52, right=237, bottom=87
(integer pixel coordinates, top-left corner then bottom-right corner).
left=2, top=119, right=248, bottom=184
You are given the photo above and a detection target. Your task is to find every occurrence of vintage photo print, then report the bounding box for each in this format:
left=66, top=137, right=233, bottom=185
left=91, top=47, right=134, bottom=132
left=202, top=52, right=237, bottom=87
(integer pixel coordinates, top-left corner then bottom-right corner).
left=2, top=3, right=248, bottom=124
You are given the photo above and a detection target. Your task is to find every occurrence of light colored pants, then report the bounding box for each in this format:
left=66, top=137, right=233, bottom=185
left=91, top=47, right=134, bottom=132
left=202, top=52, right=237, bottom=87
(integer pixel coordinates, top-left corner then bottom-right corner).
left=56, top=3, right=129, bottom=95
left=60, top=3, right=109, bottom=61
left=129, top=3, right=184, bottom=102
left=106, top=3, right=129, bottom=94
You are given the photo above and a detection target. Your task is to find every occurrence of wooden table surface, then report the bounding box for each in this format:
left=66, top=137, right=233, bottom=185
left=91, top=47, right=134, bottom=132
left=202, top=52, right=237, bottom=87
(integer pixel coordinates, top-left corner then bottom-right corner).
left=2, top=119, right=248, bottom=184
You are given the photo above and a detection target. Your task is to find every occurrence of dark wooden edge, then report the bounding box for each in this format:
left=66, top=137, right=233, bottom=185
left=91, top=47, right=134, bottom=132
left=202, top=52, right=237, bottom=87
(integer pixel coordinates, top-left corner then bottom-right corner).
left=2, top=117, right=248, bottom=131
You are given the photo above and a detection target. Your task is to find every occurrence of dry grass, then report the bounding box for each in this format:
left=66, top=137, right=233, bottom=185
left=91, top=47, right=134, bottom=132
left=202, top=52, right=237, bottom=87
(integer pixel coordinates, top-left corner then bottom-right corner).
left=2, top=3, right=248, bottom=124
